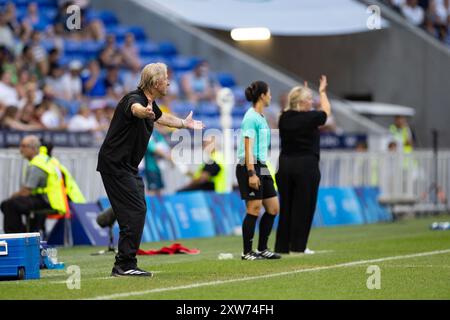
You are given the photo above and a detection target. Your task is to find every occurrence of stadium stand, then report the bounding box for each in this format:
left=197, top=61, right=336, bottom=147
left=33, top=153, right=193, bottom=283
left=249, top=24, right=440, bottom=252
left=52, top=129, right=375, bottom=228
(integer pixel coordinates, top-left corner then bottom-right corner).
left=381, top=0, right=450, bottom=46
left=0, top=0, right=253, bottom=144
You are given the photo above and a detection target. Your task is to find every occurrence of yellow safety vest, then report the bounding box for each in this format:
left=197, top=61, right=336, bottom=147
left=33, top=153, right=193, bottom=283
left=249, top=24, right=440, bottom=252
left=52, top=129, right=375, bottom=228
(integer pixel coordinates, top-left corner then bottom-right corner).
left=266, top=160, right=278, bottom=191
left=51, top=158, right=86, bottom=203
left=39, top=147, right=86, bottom=203
left=193, top=151, right=227, bottom=193
left=29, top=154, right=67, bottom=214
left=390, top=125, right=413, bottom=153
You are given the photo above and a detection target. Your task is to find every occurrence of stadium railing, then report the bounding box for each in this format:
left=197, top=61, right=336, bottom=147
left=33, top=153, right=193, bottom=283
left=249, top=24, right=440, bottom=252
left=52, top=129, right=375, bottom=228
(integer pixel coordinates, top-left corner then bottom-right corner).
left=1, top=148, right=448, bottom=209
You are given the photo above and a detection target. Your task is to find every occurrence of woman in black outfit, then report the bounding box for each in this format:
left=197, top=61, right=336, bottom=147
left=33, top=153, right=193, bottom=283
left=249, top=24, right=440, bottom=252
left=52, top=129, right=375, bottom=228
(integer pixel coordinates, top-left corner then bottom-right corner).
left=275, top=76, right=331, bottom=254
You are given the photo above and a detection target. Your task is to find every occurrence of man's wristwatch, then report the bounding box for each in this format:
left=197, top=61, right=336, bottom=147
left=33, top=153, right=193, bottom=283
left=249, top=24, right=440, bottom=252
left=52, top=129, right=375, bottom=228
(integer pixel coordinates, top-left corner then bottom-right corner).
left=247, top=170, right=256, bottom=177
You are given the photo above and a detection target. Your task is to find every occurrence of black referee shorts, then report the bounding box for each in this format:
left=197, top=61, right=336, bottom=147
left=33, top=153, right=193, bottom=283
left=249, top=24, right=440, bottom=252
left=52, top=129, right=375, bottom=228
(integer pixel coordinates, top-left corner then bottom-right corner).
left=236, top=162, right=277, bottom=201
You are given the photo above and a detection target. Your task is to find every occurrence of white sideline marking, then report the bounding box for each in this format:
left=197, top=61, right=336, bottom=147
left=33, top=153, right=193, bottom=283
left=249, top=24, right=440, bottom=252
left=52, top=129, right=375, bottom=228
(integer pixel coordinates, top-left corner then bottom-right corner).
left=49, top=271, right=164, bottom=284
left=88, top=248, right=450, bottom=300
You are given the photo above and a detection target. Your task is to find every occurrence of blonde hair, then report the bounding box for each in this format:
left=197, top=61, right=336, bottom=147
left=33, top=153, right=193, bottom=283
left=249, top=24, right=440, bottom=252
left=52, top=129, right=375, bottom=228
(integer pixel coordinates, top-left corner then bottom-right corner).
left=138, top=63, right=168, bottom=92
left=285, top=86, right=313, bottom=112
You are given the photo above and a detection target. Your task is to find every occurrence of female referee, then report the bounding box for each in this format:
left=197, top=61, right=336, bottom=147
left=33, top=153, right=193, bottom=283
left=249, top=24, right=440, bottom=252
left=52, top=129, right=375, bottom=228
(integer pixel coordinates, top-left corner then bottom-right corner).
left=236, top=81, right=281, bottom=260
left=275, top=75, right=331, bottom=254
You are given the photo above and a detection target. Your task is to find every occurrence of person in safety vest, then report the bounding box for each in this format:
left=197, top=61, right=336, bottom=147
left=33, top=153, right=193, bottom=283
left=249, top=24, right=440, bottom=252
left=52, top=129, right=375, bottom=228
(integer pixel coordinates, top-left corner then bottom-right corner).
left=27, top=140, right=87, bottom=234
left=390, top=115, right=415, bottom=154
left=177, top=136, right=227, bottom=193
left=0, top=135, right=68, bottom=233
left=39, top=141, right=86, bottom=204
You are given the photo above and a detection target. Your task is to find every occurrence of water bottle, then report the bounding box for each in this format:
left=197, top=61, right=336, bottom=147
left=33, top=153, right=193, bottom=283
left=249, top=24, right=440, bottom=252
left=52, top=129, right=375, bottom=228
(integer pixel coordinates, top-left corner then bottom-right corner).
left=218, top=253, right=234, bottom=260
left=430, top=222, right=450, bottom=230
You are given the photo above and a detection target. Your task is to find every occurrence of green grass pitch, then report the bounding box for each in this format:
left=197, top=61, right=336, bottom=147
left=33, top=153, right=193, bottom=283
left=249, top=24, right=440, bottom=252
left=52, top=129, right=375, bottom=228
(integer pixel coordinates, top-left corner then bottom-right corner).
left=1, top=216, right=450, bottom=300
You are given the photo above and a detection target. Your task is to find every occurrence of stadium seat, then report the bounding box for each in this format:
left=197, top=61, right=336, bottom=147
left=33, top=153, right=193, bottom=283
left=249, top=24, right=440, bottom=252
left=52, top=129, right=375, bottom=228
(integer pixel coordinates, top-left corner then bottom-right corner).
left=41, top=7, right=57, bottom=22
left=140, top=54, right=170, bottom=66
left=232, top=116, right=244, bottom=129
left=170, top=55, right=201, bottom=72
left=80, top=40, right=104, bottom=58
left=200, top=116, right=221, bottom=130
left=28, top=0, right=57, bottom=7
left=106, top=25, right=147, bottom=42
left=63, top=40, right=82, bottom=55
left=86, top=10, right=119, bottom=26
left=59, top=55, right=87, bottom=68
left=171, top=100, right=195, bottom=117
left=40, top=39, right=56, bottom=52
left=137, top=41, right=160, bottom=56
left=127, top=26, right=147, bottom=41
left=216, top=72, right=236, bottom=88
left=232, top=86, right=247, bottom=106
left=231, top=105, right=248, bottom=117
left=197, top=102, right=220, bottom=117
left=158, top=41, right=178, bottom=57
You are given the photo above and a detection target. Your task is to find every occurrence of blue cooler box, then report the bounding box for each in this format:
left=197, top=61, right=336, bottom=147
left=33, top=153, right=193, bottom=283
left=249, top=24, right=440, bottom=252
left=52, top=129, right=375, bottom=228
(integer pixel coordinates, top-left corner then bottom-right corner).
left=0, top=233, right=41, bottom=280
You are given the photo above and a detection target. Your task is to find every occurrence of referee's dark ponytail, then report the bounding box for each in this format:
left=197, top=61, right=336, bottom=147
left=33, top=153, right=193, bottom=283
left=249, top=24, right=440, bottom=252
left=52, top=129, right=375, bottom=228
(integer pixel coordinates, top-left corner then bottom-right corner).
left=245, top=81, right=269, bottom=105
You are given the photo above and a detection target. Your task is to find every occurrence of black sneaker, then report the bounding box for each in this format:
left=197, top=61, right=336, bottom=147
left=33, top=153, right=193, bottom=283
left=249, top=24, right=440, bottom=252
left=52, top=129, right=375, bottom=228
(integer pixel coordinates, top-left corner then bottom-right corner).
left=241, top=251, right=264, bottom=260
left=257, top=249, right=282, bottom=259
left=111, top=266, right=153, bottom=277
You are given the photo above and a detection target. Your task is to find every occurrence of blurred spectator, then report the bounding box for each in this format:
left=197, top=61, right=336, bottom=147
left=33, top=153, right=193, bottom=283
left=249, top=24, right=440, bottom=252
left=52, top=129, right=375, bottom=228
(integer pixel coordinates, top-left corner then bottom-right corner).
left=388, top=140, right=398, bottom=151
left=0, top=12, right=15, bottom=52
left=67, top=104, right=100, bottom=131
left=48, top=48, right=62, bottom=70
left=0, top=69, right=19, bottom=107
left=20, top=81, right=44, bottom=109
left=103, top=103, right=115, bottom=122
left=104, top=65, right=124, bottom=101
left=160, top=68, right=180, bottom=113
left=99, top=34, right=122, bottom=68
left=143, top=129, right=173, bottom=195
left=401, top=0, right=425, bottom=26
left=123, top=62, right=141, bottom=92
left=181, top=60, right=220, bottom=104
left=91, top=103, right=110, bottom=131
left=18, top=45, right=38, bottom=80
left=14, top=25, right=32, bottom=57
left=45, top=64, right=68, bottom=100
left=1, top=46, right=17, bottom=85
left=432, top=0, right=450, bottom=40
left=390, top=115, right=415, bottom=152
left=40, top=100, right=66, bottom=130
left=22, top=2, right=48, bottom=31
left=81, top=59, right=106, bottom=97
left=28, top=31, right=48, bottom=78
left=0, top=105, right=42, bottom=130
left=355, top=141, right=368, bottom=152
left=432, top=0, right=450, bottom=25
left=3, top=2, right=21, bottom=37
left=121, top=32, right=141, bottom=70
left=61, top=60, right=83, bottom=101
left=19, top=103, right=44, bottom=128
left=385, top=0, right=450, bottom=46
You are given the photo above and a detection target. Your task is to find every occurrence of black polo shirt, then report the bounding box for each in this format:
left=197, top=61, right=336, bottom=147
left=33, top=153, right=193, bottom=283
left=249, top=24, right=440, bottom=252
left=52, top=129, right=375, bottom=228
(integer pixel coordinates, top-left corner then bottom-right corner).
left=279, top=110, right=327, bottom=160
left=97, top=88, right=163, bottom=176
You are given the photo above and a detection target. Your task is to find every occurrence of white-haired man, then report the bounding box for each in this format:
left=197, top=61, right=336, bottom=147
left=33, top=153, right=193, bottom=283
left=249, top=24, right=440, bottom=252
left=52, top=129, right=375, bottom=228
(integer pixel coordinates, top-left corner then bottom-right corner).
left=97, top=63, right=204, bottom=277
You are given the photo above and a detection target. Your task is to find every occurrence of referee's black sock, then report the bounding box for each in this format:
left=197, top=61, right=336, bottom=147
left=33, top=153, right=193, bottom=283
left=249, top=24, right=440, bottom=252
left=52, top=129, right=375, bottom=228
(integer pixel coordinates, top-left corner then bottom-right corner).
left=258, top=212, right=276, bottom=252
left=242, top=214, right=258, bottom=254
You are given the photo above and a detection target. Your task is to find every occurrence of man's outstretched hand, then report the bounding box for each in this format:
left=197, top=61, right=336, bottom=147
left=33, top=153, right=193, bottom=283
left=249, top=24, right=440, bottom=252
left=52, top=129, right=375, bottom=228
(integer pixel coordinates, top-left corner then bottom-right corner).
left=184, top=111, right=205, bottom=130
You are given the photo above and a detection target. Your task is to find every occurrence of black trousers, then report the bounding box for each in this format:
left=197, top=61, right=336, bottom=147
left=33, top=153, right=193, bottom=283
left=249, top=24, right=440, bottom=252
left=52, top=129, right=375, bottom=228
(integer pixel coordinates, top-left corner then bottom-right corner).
left=275, top=155, right=321, bottom=253
left=1, top=195, right=51, bottom=233
left=101, top=173, right=147, bottom=270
